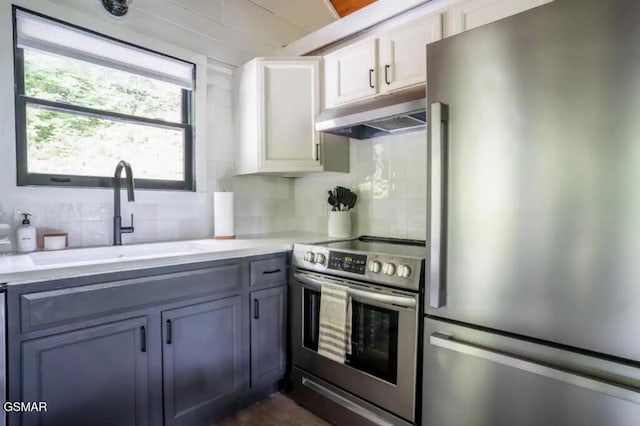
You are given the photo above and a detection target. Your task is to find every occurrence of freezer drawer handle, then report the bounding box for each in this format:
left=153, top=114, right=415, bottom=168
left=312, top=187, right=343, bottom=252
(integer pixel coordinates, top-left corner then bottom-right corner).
left=429, top=102, right=449, bottom=308
left=429, top=332, right=640, bottom=405
left=301, top=377, right=394, bottom=426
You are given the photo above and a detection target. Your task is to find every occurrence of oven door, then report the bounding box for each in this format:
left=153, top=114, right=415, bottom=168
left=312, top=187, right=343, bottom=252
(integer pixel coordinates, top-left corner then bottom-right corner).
left=291, top=270, right=419, bottom=423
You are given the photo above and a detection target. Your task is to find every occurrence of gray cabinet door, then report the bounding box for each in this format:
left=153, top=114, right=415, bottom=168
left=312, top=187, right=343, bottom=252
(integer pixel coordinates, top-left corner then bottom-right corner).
left=250, top=286, right=286, bottom=386
left=21, top=316, right=150, bottom=426
left=162, top=296, right=242, bottom=426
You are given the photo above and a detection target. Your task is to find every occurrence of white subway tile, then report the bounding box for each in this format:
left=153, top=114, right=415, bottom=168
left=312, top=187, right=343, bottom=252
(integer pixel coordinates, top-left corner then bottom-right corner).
left=79, top=203, right=110, bottom=222
left=210, top=87, right=232, bottom=107
left=81, top=221, right=111, bottom=247
left=294, top=131, right=426, bottom=238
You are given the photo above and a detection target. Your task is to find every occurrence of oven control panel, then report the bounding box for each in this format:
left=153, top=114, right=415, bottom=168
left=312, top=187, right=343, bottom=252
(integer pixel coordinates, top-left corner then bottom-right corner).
left=292, top=243, right=424, bottom=291
left=327, top=251, right=367, bottom=275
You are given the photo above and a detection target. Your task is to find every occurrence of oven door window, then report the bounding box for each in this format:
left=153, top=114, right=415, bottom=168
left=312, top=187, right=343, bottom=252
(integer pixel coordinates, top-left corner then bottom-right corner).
left=302, top=288, right=399, bottom=384
left=347, top=300, right=399, bottom=384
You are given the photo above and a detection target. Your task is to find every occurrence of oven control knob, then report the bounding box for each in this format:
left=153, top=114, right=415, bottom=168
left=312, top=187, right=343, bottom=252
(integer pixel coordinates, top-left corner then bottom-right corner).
left=304, top=251, right=315, bottom=263
left=397, top=264, right=412, bottom=278
left=368, top=260, right=382, bottom=274
left=382, top=262, right=396, bottom=276
left=315, top=253, right=326, bottom=265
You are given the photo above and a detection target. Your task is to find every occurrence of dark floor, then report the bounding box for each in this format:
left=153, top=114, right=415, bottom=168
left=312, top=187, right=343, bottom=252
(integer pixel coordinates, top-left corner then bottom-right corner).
left=217, top=392, right=329, bottom=426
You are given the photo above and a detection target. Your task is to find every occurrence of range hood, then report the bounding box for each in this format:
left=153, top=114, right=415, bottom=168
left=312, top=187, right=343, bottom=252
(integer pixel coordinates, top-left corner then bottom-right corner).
left=315, top=90, right=426, bottom=139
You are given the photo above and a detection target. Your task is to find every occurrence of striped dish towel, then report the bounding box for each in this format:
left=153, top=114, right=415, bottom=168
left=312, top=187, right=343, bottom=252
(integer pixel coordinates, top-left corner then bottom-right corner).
left=318, top=283, right=352, bottom=363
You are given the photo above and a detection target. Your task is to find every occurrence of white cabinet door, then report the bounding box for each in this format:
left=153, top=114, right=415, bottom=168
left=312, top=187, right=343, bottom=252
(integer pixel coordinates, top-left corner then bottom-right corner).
left=446, top=0, right=554, bottom=36
left=378, top=13, right=443, bottom=93
left=324, top=38, right=378, bottom=108
left=257, top=58, right=322, bottom=172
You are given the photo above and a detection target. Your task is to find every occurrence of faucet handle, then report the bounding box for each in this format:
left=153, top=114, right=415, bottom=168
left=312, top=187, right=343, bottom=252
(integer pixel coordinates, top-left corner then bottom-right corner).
left=121, top=213, right=135, bottom=234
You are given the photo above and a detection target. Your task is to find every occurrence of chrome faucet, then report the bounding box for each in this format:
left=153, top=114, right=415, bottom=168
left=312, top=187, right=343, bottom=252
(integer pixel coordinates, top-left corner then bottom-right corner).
left=113, top=160, right=135, bottom=246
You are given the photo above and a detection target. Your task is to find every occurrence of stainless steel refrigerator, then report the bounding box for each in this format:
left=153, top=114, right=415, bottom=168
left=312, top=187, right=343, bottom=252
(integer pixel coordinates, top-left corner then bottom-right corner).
left=424, top=0, right=640, bottom=424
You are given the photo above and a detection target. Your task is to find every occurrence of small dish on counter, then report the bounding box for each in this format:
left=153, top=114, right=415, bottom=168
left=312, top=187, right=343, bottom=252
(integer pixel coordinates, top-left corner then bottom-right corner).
left=40, top=232, right=68, bottom=251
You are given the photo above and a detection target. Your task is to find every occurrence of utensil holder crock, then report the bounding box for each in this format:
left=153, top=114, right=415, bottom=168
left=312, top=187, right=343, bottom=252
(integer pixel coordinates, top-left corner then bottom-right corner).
left=328, top=211, right=351, bottom=238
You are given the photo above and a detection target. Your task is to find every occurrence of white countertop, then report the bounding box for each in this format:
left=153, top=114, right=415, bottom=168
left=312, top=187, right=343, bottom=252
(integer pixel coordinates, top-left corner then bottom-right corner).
left=0, top=232, right=336, bottom=285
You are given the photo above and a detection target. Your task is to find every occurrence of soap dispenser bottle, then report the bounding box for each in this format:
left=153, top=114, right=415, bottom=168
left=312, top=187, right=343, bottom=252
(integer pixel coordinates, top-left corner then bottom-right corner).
left=17, top=213, right=37, bottom=253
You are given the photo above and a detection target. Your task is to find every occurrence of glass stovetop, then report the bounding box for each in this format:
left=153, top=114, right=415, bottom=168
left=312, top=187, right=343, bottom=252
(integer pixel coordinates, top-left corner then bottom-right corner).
left=316, top=236, right=426, bottom=259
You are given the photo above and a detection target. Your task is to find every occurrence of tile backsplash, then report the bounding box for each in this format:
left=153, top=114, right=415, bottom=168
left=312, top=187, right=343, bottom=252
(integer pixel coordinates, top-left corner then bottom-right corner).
left=293, top=131, right=427, bottom=240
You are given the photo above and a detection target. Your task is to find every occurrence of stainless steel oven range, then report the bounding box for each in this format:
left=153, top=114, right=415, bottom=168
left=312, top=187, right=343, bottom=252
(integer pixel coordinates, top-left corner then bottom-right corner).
left=290, top=236, right=425, bottom=426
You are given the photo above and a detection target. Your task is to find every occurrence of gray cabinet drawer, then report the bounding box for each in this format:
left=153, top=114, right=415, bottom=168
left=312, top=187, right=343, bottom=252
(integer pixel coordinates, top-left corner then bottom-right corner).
left=20, top=263, right=242, bottom=333
left=250, top=257, right=287, bottom=288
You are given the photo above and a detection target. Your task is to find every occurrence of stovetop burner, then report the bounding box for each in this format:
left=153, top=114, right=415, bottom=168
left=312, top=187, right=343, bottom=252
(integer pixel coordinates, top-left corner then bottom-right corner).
left=316, top=236, right=426, bottom=258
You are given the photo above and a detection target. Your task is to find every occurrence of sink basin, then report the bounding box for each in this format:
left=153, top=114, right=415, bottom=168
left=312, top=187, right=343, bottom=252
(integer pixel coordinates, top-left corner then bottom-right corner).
left=29, top=241, right=205, bottom=266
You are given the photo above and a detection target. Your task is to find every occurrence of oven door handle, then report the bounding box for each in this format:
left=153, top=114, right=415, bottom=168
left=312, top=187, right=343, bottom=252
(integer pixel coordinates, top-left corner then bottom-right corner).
left=294, top=272, right=417, bottom=309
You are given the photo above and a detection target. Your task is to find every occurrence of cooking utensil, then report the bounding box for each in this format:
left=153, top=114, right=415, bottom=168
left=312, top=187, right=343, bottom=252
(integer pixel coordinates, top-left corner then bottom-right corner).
left=327, top=186, right=357, bottom=211
left=328, top=190, right=339, bottom=211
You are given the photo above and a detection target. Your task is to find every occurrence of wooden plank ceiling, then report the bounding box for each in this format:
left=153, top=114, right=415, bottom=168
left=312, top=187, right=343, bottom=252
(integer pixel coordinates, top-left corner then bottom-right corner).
left=330, top=0, right=378, bottom=17
left=48, top=0, right=339, bottom=66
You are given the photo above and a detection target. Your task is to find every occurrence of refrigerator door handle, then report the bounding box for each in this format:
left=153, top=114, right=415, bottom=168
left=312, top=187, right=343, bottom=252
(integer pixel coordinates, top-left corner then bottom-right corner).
left=429, top=102, right=449, bottom=308
left=430, top=332, right=640, bottom=405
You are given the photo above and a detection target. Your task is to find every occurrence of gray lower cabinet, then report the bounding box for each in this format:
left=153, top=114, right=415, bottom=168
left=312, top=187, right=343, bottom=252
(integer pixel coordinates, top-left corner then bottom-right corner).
left=10, top=255, right=289, bottom=426
left=21, top=316, right=150, bottom=426
left=162, top=296, right=242, bottom=426
left=250, top=286, right=286, bottom=387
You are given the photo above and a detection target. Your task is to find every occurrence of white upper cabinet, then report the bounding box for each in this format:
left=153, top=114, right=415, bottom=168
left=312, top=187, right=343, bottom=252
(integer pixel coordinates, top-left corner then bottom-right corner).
left=378, top=13, right=443, bottom=94
left=234, top=57, right=349, bottom=176
left=446, top=0, right=555, bottom=36
left=323, top=12, right=443, bottom=108
left=259, top=59, right=321, bottom=171
left=324, top=38, right=378, bottom=108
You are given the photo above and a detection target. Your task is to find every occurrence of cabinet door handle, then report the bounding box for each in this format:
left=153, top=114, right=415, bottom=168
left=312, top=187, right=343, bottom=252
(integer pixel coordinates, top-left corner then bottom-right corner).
left=166, top=319, right=172, bottom=345
left=140, top=326, right=147, bottom=353
left=368, top=68, right=375, bottom=88
left=263, top=268, right=282, bottom=275
left=315, top=144, right=320, bottom=161
left=384, top=64, right=391, bottom=85
left=254, top=299, right=260, bottom=319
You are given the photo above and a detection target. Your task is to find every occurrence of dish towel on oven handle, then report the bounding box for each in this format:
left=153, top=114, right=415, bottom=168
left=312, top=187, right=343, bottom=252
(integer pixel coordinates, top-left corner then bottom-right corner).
left=318, top=283, right=352, bottom=363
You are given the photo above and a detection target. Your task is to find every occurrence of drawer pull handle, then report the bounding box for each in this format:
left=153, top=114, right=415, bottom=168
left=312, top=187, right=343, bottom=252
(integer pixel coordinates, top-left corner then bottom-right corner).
left=263, top=268, right=282, bottom=275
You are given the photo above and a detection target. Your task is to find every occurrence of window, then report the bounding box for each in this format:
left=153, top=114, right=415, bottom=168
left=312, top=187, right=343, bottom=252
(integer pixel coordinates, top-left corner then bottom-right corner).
left=13, top=7, right=196, bottom=190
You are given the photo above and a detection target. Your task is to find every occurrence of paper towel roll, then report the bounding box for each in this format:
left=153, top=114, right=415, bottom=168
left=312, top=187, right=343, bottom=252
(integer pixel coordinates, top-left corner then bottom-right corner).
left=213, top=192, right=235, bottom=239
